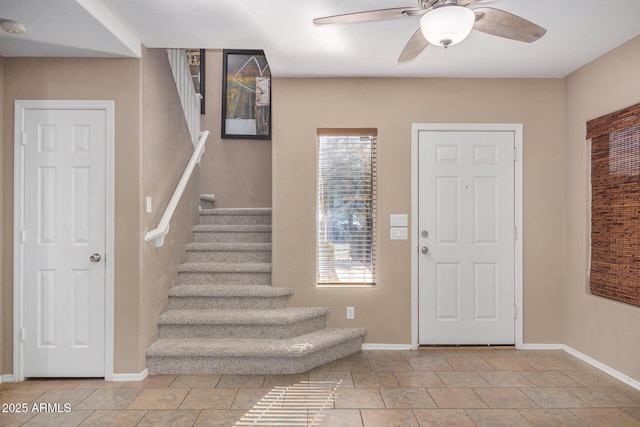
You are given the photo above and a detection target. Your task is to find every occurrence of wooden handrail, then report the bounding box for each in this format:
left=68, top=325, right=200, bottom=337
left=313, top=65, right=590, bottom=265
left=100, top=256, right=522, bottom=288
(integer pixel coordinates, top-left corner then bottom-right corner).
left=145, top=130, right=210, bottom=247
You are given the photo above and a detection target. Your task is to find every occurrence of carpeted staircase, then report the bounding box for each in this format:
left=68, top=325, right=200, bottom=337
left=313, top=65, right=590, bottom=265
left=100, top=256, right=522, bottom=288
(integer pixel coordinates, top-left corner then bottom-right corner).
left=146, top=207, right=366, bottom=374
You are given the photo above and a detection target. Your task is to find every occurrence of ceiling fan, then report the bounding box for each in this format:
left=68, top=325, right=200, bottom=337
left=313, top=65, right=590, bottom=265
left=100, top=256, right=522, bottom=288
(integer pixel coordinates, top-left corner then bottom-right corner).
left=313, top=0, right=547, bottom=63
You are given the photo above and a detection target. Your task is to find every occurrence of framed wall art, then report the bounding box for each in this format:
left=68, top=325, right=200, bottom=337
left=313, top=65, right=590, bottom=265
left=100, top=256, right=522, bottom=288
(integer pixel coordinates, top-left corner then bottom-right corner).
left=221, top=49, right=271, bottom=139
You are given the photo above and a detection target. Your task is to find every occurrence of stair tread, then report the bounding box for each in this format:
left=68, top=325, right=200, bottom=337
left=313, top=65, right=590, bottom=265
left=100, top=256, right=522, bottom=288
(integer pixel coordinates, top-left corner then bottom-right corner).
left=178, top=262, right=271, bottom=273
left=186, top=242, right=271, bottom=251
left=169, top=284, right=293, bottom=298
left=147, top=328, right=366, bottom=358
left=193, top=224, right=271, bottom=232
left=200, top=208, right=271, bottom=215
left=158, top=307, right=329, bottom=325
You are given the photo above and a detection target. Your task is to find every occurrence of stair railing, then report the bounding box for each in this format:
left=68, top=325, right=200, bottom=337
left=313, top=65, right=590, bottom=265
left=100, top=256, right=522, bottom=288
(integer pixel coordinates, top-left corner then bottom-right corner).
left=166, top=49, right=201, bottom=146
left=145, top=130, right=210, bottom=247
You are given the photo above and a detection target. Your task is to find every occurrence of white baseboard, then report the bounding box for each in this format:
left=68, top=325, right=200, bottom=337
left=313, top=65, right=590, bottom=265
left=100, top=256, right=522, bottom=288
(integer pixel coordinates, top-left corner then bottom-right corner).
left=2, top=371, right=149, bottom=383
left=563, top=345, right=640, bottom=392
left=361, top=343, right=413, bottom=351
left=364, top=343, right=564, bottom=351
left=521, top=343, right=564, bottom=350
left=110, top=368, right=148, bottom=382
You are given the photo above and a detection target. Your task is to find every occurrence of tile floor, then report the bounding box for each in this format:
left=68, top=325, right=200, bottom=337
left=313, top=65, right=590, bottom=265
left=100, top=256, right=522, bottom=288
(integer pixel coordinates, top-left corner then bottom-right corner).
left=1, top=349, right=640, bottom=426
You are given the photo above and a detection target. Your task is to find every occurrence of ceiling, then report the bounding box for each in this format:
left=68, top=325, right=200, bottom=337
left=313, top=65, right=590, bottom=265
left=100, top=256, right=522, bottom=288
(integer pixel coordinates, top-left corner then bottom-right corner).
left=1, top=0, right=640, bottom=78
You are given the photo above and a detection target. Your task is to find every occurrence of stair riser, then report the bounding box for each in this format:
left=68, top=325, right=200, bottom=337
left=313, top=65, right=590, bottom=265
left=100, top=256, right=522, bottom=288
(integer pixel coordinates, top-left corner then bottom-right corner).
left=147, top=336, right=363, bottom=375
left=199, top=214, right=271, bottom=226
left=193, top=231, right=271, bottom=244
left=185, top=250, right=271, bottom=263
left=159, top=316, right=327, bottom=339
left=169, top=296, right=289, bottom=310
left=200, top=200, right=215, bottom=209
left=178, top=271, right=271, bottom=285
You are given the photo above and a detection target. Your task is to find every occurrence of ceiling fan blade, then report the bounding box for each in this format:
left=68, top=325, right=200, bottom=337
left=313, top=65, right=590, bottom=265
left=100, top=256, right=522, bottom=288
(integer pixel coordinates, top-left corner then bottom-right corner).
left=314, top=7, right=421, bottom=25
left=398, top=28, right=430, bottom=63
left=458, top=0, right=497, bottom=6
left=473, top=7, right=547, bottom=43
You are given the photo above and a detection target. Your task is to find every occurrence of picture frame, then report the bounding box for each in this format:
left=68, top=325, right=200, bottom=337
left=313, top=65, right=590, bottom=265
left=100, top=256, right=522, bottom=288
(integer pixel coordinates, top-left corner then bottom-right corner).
left=221, top=49, right=271, bottom=139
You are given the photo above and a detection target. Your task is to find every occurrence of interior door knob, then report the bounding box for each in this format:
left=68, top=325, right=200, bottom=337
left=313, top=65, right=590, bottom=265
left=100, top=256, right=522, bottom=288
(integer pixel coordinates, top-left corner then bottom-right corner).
left=421, top=246, right=429, bottom=255
left=89, top=253, right=101, bottom=263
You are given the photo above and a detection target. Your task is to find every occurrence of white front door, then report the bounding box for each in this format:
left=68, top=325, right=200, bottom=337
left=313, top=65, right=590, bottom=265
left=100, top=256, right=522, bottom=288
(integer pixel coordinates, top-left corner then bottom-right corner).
left=19, top=107, right=107, bottom=377
left=418, top=129, right=515, bottom=345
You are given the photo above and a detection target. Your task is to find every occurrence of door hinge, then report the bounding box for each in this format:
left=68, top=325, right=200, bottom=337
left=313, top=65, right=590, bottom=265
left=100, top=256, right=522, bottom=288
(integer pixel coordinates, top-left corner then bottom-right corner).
left=514, top=305, right=518, bottom=319
left=21, top=230, right=26, bottom=243
left=514, top=227, right=518, bottom=240
left=21, top=328, right=26, bottom=342
left=513, top=147, right=517, bottom=161
left=21, top=132, right=27, bottom=146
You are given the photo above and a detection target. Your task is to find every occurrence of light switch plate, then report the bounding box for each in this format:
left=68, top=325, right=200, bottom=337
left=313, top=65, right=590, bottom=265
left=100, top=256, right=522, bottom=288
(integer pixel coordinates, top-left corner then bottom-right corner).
left=390, top=214, right=408, bottom=227
left=391, top=227, right=408, bottom=240
left=146, top=196, right=152, bottom=213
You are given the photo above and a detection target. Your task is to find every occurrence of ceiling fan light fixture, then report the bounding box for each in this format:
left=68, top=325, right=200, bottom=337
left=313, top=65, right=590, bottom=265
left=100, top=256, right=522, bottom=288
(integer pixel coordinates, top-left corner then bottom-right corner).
left=420, top=5, right=475, bottom=48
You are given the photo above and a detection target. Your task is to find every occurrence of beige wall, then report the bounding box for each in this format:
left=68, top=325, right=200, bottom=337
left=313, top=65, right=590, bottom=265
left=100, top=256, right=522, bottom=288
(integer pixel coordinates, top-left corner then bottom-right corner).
left=139, top=48, right=200, bottom=368
left=272, top=77, right=565, bottom=345
left=1, top=57, right=143, bottom=375
left=563, top=35, right=640, bottom=381
left=0, top=54, right=4, bottom=376
left=1, top=51, right=204, bottom=376
left=198, top=50, right=272, bottom=208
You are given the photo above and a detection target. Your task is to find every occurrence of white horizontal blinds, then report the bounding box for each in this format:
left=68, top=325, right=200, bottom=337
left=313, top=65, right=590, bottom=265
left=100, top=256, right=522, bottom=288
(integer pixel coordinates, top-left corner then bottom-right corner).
left=317, top=131, right=377, bottom=285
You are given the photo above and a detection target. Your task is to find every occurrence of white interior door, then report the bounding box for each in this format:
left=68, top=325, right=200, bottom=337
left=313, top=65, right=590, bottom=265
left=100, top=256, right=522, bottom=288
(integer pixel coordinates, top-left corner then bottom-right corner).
left=20, top=107, right=107, bottom=377
left=418, top=130, right=515, bottom=345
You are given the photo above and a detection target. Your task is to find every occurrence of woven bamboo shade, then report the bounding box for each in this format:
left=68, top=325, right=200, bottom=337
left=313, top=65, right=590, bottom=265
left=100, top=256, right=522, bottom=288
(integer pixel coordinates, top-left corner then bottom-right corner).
left=587, top=102, right=640, bottom=307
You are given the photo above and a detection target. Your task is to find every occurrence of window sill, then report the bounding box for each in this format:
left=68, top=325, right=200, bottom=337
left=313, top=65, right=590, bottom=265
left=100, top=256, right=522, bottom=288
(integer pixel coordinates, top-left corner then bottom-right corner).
left=316, top=283, right=376, bottom=288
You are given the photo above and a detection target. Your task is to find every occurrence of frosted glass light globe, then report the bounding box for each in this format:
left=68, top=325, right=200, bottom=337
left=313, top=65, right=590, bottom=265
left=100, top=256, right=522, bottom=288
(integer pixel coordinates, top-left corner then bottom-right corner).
left=420, top=6, right=475, bottom=48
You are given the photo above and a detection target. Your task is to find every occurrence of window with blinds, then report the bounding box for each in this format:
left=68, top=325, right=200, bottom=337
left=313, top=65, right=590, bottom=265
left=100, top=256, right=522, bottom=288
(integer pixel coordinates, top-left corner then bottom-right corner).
left=587, top=102, right=640, bottom=307
left=316, top=129, right=377, bottom=286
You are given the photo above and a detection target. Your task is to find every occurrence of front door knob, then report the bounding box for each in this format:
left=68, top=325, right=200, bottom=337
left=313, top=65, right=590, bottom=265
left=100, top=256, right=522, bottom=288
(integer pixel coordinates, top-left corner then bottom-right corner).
left=89, top=253, right=101, bottom=263
left=421, top=246, right=429, bottom=255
